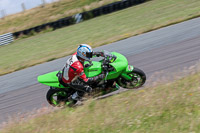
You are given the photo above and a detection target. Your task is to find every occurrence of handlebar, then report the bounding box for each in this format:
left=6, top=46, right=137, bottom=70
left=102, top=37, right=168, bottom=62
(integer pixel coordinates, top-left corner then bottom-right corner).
left=103, top=50, right=117, bottom=64
left=102, top=51, right=117, bottom=73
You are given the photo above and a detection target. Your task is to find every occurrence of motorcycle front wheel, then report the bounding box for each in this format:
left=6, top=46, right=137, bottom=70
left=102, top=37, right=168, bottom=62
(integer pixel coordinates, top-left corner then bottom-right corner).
left=117, top=67, right=146, bottom=89
left=46, top=87, right=77, bottom=107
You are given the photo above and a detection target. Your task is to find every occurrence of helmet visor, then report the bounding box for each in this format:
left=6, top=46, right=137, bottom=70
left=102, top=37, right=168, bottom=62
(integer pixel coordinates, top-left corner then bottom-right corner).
left=86, top=52, right=93, bottom=58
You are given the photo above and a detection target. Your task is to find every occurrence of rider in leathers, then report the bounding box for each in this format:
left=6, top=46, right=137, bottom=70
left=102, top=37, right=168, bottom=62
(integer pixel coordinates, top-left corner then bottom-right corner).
left=61, top=44, right=105, bottom=101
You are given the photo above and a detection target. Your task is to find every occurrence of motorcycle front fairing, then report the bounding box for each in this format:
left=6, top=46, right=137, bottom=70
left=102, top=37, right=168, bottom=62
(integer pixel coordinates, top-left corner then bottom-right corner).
left=106, top=52, right=129, bottom=80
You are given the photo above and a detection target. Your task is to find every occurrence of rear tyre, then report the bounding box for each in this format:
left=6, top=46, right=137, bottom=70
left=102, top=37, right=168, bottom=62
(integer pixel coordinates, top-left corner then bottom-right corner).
left=117, top=67, right=146, bottom=89
left=46, top=87, right=77, bottom=107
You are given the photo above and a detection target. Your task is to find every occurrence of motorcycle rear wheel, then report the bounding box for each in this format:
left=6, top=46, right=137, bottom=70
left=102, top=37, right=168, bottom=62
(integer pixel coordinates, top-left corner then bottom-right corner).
left=46, top=87, right=77, bottom=107
left=117, top=67, right=146, bottom=89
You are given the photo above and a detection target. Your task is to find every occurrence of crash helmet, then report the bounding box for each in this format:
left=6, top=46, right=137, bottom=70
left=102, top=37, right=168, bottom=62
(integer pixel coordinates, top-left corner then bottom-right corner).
left=77, top=44, right=93, bottom=61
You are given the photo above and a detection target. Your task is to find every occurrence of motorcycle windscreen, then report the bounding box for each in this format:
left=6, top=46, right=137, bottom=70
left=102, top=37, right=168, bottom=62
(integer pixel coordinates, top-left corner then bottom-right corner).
left=84, top=61, right=102, bottom=77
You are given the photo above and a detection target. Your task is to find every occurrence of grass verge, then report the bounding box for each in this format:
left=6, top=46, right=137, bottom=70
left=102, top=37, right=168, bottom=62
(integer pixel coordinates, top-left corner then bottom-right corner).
left=0, top=0, right=120, bottom=34
left=1, top=0, right=200, bottom=75
left=1, top=71, right=200, bottom=133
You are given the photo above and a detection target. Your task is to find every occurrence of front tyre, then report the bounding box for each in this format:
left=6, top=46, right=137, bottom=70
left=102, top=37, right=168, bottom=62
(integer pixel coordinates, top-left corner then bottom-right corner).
left=117, top=68, right=146, bottom=89
left=46, top=87, right=76, bottom=107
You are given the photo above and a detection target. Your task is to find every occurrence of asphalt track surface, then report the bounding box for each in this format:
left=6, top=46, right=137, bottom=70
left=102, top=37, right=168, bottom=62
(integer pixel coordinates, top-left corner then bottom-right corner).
left=0, top=17, right=200, bottom=125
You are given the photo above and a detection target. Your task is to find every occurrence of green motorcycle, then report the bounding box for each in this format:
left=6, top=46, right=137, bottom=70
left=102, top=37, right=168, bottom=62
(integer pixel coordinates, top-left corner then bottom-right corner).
left=38, top=51, right=146, bottom=107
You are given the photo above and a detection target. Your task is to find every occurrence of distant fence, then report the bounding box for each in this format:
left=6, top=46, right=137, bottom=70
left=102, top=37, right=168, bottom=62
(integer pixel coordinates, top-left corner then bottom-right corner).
left=0, top=33, right=14, bottom=46
left=12, top=0, right=147, bottom=39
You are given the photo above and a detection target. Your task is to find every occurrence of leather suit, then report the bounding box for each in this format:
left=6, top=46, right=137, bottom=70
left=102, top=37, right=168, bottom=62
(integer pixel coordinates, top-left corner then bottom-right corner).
left=61, top=52, right=105, bottom=94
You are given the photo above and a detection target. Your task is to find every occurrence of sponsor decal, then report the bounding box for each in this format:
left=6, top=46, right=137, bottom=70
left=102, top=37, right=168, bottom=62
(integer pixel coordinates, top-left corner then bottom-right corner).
left=88, top=69, right=98, bottom=72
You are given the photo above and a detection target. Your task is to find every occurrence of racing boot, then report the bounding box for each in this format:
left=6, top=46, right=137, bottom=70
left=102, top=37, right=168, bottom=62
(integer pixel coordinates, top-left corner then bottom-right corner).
left=102, top=82, right=120, bottom=95
left=112, top=82, right=120, bottom=91
left=66, top=91, right=81, bottom=106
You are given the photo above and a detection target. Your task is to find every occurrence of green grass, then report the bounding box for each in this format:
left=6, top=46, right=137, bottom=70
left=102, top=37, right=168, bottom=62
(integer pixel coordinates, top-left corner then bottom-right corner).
left=1, top=0, right=200, bottom=75
left=2, top=72, right=200, bottom=133
left=0, top=0, right=119, bottom=34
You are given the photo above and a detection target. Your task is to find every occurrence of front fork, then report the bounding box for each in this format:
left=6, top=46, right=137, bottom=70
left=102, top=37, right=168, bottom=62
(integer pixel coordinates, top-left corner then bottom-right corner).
left=121, top=65, right=134, bottom=80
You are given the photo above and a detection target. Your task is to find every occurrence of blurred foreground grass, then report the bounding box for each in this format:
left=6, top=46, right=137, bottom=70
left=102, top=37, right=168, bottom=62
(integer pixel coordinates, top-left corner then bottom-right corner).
left=1, top=0, right=200, bottom=75
left=1, top=72, right=200, bottom=133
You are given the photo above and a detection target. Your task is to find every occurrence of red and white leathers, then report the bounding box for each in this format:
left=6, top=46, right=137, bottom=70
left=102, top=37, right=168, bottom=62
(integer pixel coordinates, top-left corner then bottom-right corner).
left=62, top=52, right=89, bottom=83
left=62, top=52, right=105, bottom=87
left=61, top=51, right=105, bottom=101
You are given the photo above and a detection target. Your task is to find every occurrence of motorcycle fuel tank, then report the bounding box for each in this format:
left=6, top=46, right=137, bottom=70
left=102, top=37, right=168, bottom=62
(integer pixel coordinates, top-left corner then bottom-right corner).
left=84, top=61, right=102, bottom=77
